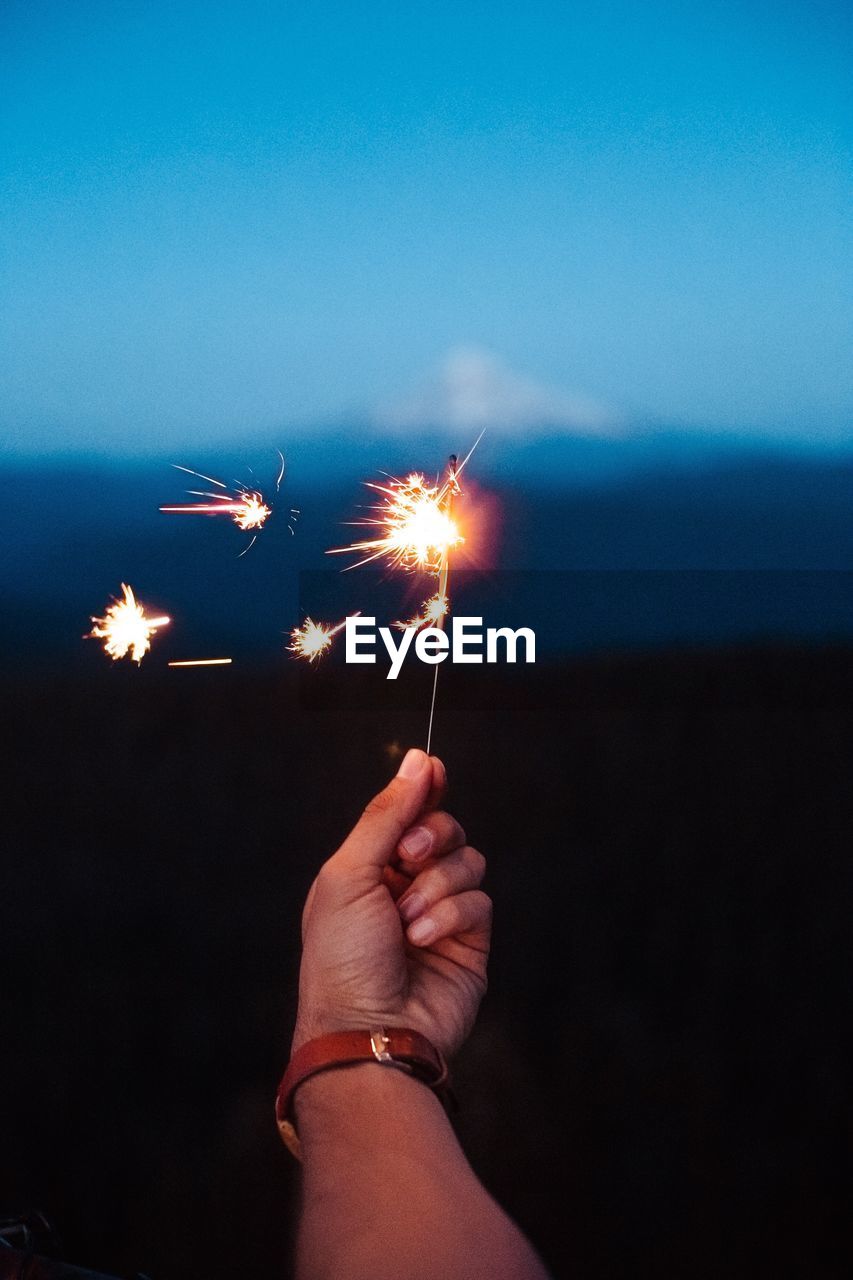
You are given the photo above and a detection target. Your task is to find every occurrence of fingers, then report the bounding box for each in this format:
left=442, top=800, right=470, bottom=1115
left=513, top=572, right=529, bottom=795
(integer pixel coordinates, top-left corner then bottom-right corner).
left=328, top=748, right=438, bottom=879
left=397, top=844, right=485, bottom=925
left=403, top=888, right=492, bottom=950
left=396, top=808, right=466, bottom=868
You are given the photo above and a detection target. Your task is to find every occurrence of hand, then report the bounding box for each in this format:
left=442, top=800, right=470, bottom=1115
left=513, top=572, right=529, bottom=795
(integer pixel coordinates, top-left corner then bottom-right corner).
left=292, top=748, right=491, bottom=1060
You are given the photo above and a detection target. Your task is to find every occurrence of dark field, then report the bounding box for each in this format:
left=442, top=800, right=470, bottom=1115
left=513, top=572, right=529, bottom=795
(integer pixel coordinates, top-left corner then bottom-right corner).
left=2, top=648, right=852, bottom=1278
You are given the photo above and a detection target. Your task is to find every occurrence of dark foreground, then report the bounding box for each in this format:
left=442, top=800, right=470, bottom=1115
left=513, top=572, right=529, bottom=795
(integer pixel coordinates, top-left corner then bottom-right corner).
left=2, top=647, right=852, bottom=1278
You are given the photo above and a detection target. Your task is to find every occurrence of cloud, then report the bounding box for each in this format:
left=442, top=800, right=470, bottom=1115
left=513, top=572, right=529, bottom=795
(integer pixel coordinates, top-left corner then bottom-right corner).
left=373, top=346, right=622, bottom=436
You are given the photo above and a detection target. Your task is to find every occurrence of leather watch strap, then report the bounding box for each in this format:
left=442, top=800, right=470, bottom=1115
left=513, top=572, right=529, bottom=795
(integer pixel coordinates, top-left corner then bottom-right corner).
left=275, top=1027, right=451, bottom=1160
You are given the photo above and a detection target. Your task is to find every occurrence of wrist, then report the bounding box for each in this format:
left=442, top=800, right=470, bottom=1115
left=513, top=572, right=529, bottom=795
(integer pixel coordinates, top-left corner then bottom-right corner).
left=295, top=1059, right=446, bottom=1140
left=277, top=1027, right=453, bottom=1160
left=294, top=1063, right=467, bottom=1198
left=291, top=1011, right=406, bottom=1057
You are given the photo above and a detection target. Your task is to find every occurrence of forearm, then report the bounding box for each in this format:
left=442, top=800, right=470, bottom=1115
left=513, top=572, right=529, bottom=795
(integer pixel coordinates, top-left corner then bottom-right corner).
left=294, top=1063, right=549, bottom=1280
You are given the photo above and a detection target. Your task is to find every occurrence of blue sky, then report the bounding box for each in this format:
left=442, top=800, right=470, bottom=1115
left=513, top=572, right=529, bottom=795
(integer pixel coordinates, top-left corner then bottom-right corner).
left=1, top=0, right=850, bottom=456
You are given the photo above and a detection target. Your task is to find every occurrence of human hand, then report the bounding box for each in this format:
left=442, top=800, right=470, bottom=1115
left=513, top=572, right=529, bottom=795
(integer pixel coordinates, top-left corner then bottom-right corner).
left=292, top=748, right=491, bottom=1060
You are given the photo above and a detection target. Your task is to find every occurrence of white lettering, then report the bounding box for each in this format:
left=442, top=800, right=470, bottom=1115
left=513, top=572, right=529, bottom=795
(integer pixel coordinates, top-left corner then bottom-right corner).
left=415, top=627, right=450, bottom=665
left=452, top=617, right=483, bottom=663
left=378, top=625, right=416, bottom=680
left=346, top=616, right=377, bottom=663
left=343, top=616, right=536, bottom=671
left=486, top=627, right=536, bottom=664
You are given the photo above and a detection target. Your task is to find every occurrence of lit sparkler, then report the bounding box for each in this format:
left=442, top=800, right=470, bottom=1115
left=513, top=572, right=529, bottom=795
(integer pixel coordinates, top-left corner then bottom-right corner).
left=288, top=616, right=352, bottom=663
left=160, top=468, right=270, bottom=527
left=395, top=591, right=450, bottom=632
left=294, top=430, right=484, bottom=749
left=160, top=452, right=297, bottom=554
left=326, top=429, right=482, bottom=578
left=424, top=454, right=458, bottom=752
left=88, top=583, right=170, bottom=664
left=327, top=470, right=462, bottom=573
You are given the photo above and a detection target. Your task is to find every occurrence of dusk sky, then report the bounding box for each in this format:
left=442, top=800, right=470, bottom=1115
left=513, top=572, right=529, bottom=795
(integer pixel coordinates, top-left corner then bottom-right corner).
left=2, top=0, right=850, bottom=457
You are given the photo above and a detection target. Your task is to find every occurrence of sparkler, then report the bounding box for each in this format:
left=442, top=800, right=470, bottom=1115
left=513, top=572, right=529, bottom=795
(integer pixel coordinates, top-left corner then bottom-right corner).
left=88, top=583, right=170, bottom=664
left=160, top=452, right=297, bottom=554
left=394, top=591, right=450, bottom=632
left=424, top=454, right=457, bottom=752
left=288, top=616, right=353, bottom=663
left=327, top=470, right=462, bottom=573
left=328, top=449, right=468, bottom=748
left=293, top=430, right=484, bottom=749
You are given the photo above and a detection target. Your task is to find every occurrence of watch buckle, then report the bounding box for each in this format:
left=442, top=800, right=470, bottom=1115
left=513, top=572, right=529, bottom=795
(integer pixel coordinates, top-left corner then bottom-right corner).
left=370, top=1028, right=414, bottom=1074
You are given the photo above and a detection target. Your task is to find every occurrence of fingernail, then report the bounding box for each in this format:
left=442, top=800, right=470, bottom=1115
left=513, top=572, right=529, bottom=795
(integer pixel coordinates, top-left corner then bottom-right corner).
left=400, top=826, right=432, bottom=859
left=398, top=892, right=427, bottom=923
left=397, top=748, right=427, bottom=780
left=408, top=916, right=437, bottom=946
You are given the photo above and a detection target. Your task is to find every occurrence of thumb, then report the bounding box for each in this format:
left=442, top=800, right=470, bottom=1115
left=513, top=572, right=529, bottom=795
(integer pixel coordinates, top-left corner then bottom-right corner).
left=330, top=748, right=434, bottom=880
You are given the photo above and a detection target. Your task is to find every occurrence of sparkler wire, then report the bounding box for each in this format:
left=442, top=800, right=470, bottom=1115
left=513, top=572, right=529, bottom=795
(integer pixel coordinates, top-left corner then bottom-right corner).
left=425, top=454, right=458, bottom=754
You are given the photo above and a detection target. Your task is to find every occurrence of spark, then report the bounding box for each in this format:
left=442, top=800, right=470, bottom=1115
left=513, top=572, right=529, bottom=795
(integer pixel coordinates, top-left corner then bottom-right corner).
left=160, top=486, right=271, bottom=530
left=168, top=658, right=233, bottom=667
left=395, top=592, right=450, bottom=631
left=288, top=615, right=353, bottom=663
left=292, top=429, right=485, bottom=699
left=326, top=429, right=483, bottom=576
left=88, top=583, right=170, bottom=664
left=327, top=472, right=463, bottom=573
left=159, top=455, right=296, bottom=552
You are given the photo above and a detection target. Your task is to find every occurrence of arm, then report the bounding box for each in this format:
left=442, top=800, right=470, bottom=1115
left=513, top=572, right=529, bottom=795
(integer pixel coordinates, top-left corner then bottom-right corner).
left=295, top=1066, right=544, bottom=1280
left=288, top=747, right=549, bottom=1280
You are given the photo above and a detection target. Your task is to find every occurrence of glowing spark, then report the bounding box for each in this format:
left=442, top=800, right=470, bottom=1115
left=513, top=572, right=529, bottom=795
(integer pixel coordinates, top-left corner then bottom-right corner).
left=159, top=456, right=295, bottom=552
left=288, top=615, right=355, bottom=663
left=88, top=583, right=170, bottom=664
left=328, top=472, right=463, bottom=573
left=395, top=592, right=449, bottom=631
left=160, top=488, right=271, bottom=530
left=293, top=430, right=485, bottom=689
left=168, top=658, right=233, bottom=667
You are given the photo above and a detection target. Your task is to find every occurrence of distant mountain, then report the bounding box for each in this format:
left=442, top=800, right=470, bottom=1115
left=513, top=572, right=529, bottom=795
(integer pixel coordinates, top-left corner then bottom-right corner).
left=371, top=346, right=620, bottom=436
left=259, top=421, right=848, bottom=492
